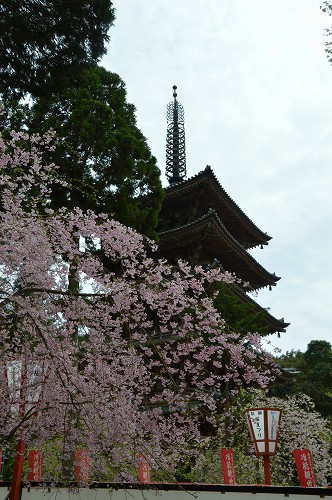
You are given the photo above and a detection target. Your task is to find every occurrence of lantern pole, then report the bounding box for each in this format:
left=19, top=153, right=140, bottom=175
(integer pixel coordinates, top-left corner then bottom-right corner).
left=262, top=406, right=271, bottom=485
left=263, top=455, right=271, bottom=485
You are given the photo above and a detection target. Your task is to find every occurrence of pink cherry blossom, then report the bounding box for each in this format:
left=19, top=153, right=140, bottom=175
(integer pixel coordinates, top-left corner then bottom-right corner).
left=0, top=127, right=279, bottom=482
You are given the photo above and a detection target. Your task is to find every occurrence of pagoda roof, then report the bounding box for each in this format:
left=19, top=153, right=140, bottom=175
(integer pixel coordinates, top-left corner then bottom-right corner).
left=161, top=166, right=271, bottom=249
left=158, top=209, right=280, bottom=291
left=231, top=286, right=290, bottom=334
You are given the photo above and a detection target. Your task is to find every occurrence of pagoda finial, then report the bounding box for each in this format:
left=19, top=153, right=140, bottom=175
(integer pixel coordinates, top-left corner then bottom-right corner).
left=166, top=84, right=186, bottom=184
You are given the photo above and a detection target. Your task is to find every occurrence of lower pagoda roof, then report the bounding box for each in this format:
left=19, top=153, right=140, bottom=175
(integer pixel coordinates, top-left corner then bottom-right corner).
left=231, top=285, right=290, bottom=335
left=158, top=209, right=280, bottom=291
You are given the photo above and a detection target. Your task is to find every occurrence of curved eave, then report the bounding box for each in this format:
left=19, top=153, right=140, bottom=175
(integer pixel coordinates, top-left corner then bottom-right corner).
left=158, top=210, right=280, bottom=291
left=162, top=166, right=271, bottom=249
left=231, top=286, right=289, bottom=335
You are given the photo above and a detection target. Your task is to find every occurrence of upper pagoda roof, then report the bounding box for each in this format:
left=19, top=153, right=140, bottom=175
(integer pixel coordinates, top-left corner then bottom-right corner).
left=161, top=166, right=271, bottom=250
left=158, top=209, right=280, bottom=291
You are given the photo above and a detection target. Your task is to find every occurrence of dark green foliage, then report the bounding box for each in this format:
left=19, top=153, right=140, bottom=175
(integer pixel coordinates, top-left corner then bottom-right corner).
left=4, top=66, right=163, bottom=237
left=1, top=442, right=15, bottom=481
left=0, top=0, right=115, bottom=99
left=214, top=283, right=270, bottom=336
left=0, top=2, right=163, bottom=235
left=269, top=340, right=332, bottom=418
left=268, top=349, right=305, bottom=399
left=302, top=340, right=332, bottom=417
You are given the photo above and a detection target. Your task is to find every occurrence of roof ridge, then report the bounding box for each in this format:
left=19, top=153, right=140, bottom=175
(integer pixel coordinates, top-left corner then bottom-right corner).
left=159, top=209, right=280, bottom=288
left=164, top=166, right=271, bottom=242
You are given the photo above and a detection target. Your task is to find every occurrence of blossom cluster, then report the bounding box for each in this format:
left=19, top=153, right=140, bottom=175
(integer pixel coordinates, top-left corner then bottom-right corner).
left=0, top=130, right=277, bottom=481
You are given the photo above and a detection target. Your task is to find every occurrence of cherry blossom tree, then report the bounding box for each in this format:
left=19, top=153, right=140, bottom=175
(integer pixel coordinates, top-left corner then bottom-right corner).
left=193, top=389, right=332, bottom=487
left=0, top=122, right=277, bottom=482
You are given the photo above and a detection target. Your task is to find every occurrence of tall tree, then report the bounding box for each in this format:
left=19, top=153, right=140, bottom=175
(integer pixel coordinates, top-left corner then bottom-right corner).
left=302, top=340, right=332, bottom=417
left=1, top=66, right=164, bottom=237
left=269, top=340, right=332, bottom=418
left=0, top=3, right=163, bottom=236
left=0, top=0, right=115, bottom=98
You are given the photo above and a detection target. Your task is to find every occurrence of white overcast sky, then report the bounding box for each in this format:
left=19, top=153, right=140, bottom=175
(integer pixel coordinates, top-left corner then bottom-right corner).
left=102, top=0, right=332, bottom=355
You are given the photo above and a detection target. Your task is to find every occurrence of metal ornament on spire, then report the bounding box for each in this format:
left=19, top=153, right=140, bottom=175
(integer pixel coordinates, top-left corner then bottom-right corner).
left=166, top=85, right=186, bottom=184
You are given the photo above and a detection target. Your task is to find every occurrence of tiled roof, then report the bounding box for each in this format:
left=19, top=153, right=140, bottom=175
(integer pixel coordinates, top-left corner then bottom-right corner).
left=162, top=166, right=271, bottom=249
left=158, top=209, right=280, bottom=291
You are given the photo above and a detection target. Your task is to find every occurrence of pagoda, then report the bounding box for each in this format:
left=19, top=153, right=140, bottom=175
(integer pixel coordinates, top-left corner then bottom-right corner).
left=157, top=86, right=288, bottom=336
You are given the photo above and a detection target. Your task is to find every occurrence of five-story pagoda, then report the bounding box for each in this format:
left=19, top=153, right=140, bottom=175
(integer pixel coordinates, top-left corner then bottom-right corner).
left=157, top=86, right=288, bottom=337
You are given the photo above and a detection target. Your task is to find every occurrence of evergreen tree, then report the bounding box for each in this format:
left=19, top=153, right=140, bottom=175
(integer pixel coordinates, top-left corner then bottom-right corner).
left=1, top=65, right=163, bottom=237
left=0, top=0, right=115, bottom=98
left=0, top=1, right=163, bottom=236
left=269, top=340, right=332, bottom=418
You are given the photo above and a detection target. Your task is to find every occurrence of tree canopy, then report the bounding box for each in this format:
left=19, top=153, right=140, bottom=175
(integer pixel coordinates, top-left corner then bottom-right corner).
left=269, top=340, right=332, bottom=418
left=0, top=2, right=163, bottom=237
left=1, top=66, right=164, bottom=237
left=0, top=0, right=115, bottom=98
left=0, top=126, right=277, bottom=481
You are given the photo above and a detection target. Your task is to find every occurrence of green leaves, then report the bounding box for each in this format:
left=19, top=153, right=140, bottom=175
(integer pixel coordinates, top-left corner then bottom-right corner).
left=0, top=1, right=115, bottom=98
left=14, top=66, right=163, bottom=237
left=270, top=340, right=332, bottom=418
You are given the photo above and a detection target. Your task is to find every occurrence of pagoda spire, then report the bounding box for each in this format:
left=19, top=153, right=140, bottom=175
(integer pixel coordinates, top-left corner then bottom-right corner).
left=166, top=85, right=186, bottom=184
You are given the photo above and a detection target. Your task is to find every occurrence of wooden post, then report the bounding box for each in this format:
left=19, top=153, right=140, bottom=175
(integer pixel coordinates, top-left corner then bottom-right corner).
left=9, top=439, right=26, bottom=500
left=263, top=455, right=271, bottom=485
